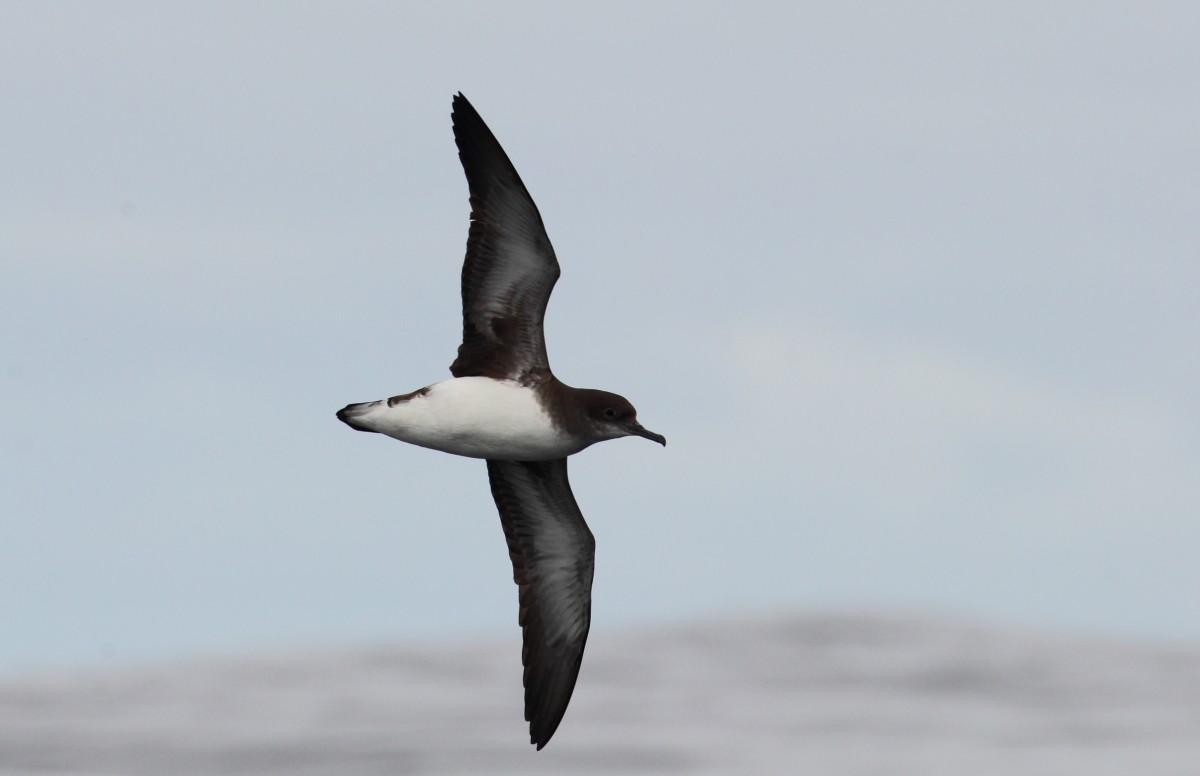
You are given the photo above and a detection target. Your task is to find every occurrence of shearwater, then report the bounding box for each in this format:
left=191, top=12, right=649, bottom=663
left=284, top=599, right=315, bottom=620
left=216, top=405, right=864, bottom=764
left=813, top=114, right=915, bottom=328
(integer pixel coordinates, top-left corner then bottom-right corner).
left=337, top=93, right=665, bottom=749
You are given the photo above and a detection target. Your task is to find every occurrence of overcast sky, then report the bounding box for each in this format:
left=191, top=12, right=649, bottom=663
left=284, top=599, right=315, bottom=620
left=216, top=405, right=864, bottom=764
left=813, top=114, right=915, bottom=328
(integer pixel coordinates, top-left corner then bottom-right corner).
left=3, top=1, right=1198, bottom=675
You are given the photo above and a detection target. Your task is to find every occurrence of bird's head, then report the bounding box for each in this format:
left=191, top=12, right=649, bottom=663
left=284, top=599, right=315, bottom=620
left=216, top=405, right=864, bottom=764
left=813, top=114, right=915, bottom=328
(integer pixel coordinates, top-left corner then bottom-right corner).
left=582, top=390, right=666, bottom=447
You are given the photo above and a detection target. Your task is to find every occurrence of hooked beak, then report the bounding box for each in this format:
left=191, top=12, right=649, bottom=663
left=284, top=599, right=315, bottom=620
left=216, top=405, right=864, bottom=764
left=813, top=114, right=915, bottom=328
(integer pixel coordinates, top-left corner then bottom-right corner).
left=626, top=422, right=667, bottom=447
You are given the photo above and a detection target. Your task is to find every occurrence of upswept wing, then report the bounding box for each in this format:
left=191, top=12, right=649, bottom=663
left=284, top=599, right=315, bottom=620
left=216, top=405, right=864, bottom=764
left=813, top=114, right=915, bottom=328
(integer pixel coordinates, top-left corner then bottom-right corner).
left=450, top=94, right=560, bottom=382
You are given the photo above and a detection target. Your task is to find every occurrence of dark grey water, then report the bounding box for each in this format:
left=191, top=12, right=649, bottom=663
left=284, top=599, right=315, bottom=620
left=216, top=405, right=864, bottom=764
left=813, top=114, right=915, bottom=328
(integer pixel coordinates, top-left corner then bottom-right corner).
left=3, top=614, right=1199, bottom=775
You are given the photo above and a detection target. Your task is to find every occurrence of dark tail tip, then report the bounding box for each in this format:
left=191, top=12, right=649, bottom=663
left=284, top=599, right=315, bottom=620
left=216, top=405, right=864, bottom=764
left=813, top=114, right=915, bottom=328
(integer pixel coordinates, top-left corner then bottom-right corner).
left=336, top=403, right=377, bottom=433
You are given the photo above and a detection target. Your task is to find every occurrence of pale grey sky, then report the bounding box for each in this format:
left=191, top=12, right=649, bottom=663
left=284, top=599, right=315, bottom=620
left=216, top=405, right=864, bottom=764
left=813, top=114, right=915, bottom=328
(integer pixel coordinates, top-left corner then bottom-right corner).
left=3, top=1, right=1198, bottom=674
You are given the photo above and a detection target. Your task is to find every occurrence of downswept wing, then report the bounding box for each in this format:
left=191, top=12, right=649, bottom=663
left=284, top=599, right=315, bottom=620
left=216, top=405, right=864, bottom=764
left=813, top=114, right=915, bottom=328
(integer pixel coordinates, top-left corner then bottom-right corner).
left=450, top=93, right=560, bottom=382
left=486, top=458, right=595, bottom=749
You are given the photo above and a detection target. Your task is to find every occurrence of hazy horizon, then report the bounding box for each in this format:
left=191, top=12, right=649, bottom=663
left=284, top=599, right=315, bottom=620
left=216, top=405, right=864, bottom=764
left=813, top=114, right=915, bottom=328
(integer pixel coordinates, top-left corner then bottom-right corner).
left=4, top=611, right=1200, bottom=775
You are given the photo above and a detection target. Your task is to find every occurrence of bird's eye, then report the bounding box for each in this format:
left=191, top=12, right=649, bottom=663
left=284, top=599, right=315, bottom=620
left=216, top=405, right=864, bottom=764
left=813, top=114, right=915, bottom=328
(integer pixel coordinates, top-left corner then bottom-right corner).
left=603, top=407, right=617, bottom=419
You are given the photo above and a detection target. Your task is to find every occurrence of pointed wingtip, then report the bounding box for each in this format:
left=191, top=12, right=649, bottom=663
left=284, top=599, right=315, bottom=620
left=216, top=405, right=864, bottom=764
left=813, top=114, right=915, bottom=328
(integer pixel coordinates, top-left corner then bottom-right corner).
left=532, top=722, right=557, bottom=750
left=452, top=91, right=473, bottom=116
left=450, top=92, right=487, bottom=146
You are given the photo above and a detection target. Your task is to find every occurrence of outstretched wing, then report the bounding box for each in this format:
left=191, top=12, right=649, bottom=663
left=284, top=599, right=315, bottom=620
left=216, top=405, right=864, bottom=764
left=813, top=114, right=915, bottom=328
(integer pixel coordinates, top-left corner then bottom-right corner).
left=450, top=93, right=559, bottom=382
left=486, top=458, right=595, bottom=749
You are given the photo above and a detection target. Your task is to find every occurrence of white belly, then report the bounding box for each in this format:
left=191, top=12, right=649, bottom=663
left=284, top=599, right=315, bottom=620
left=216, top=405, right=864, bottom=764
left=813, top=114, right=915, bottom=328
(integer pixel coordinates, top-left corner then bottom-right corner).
left=353, top=377, right=581, bottom=461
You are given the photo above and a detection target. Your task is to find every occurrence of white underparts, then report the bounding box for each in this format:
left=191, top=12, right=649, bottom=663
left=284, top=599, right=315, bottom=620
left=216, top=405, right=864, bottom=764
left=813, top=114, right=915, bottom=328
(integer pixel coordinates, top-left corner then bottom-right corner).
left=350, top=377, right=584, bottom=461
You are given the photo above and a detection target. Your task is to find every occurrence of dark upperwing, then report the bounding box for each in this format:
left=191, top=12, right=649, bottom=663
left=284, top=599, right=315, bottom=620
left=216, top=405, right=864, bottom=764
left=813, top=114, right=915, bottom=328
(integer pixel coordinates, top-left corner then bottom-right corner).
left=486, top=458, right=595, bottom=749
left=450, top=93, right=560, bottom=383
